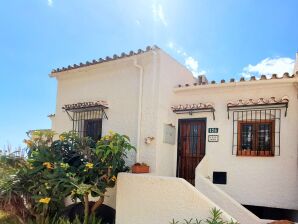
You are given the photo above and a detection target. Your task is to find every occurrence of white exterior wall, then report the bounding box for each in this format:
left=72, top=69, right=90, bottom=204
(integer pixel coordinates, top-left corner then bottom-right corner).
left=169, top=80, right=298, bottom=210
left=51, top=51, right=162, bottom=168
left=134, top=50, right=160, bottom=173
left=154, top=51, right=195, bottom=176
left=50, top=49, right=298, bottom=212
left=116, top=173, right=235, bottom=224
left=195, top=174, right=262, bottom=224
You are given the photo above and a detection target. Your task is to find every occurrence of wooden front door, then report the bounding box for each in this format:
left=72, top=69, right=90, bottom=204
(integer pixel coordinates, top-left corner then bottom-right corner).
left=177, top=118, right=206, bottom=185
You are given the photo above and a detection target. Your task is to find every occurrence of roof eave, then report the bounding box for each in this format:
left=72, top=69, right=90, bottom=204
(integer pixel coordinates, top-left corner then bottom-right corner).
left=174, top=77, right=298, bottom=93
left=49, top=45, right=160, bottom=77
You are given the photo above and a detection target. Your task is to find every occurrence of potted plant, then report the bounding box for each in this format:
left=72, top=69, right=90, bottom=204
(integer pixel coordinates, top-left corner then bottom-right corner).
left=132, top=162, right=150, bottom=173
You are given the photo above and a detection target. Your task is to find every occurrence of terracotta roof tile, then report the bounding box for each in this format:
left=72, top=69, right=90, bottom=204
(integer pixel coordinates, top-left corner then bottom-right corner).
left=51, top=45, right=159, bottom=74
left=227, top=96, right=289, bottom=107
left=250, top=76, right=256, bottom=81
left=177, top=72, right=297, bottom=89
left=171, top=103, right=214, bottom=112
left=62, top=100, right=109, bottom=111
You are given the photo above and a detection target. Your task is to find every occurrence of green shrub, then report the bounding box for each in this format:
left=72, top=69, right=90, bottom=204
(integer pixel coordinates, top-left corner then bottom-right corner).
left=0, top=210, right=21, bottom=224
left=169, top=208, right=239, bottom=224
left=0, top=130, right=134, bottom=224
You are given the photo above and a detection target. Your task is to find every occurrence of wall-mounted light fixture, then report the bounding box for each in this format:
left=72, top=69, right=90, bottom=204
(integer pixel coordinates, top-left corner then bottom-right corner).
left=144, top=137, right=155, bottom=144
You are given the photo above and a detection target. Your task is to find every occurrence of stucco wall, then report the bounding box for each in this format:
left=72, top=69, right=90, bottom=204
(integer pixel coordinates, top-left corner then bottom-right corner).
left=195, top=173, right=262, bottom=224
left=51, top=51, right=164, bottom=167
left=51, top=49, right=298, bottom=211
left=116, top=173, right=235, bottom=224
left=134, top=50, right=160, bottom=173
left=153, top=50, right=195, bottom=176
left=169, top=81, right=298, bottom=210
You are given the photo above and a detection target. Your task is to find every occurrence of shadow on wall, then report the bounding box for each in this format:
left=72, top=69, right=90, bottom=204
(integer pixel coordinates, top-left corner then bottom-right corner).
left=244, top=205, right=298, bottom=222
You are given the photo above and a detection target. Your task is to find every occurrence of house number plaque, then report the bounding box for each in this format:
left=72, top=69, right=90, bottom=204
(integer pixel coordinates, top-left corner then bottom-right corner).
left=208, top=135, right=219, bottom=142
left=208, top=128, right=218, bottom=133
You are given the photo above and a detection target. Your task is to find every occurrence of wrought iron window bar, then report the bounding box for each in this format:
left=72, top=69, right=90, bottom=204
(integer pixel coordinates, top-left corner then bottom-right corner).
left=63, top=104, right=108, bottom=139
left=230, top=108, right=283, bottom=156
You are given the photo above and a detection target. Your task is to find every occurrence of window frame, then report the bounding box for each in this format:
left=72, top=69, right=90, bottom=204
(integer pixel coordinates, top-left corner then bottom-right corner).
left=237, top=120, right=275, bottom=157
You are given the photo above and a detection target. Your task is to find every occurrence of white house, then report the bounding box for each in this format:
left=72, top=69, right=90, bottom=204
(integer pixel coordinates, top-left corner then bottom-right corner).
left=49, top=46, right=298, bottom=223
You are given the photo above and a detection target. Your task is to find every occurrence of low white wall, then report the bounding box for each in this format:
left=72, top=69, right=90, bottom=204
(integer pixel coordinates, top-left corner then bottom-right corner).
left=116, top=173, right=235, bottom=224
left=195, top=164, right=262, bottom=224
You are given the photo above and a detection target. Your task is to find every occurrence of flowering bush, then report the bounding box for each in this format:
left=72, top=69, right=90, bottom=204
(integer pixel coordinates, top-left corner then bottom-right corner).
left=0, top=130, right=135, bottom=224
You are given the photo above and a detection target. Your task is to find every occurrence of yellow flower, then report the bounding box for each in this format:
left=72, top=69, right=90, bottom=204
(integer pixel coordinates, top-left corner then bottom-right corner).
left=59, top=135, right=65, bottom=141
left=111, top=175, right=117, bottom=182
left=43, top=162, right=54, bottom=169
left=104, top=135, right=110, bottom=140
left=85, top=163, right=94, bottom=169
left=39, top=197, right=51, bottom=204
left=60, top=162, right=69, bottom=169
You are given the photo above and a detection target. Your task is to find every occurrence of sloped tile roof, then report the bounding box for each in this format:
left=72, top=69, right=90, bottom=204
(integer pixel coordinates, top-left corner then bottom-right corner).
left=171, top=103, right=214, bottom=112
left=227, top=96, right=289, bottom=107
left=62, top=100, right=109, bottom=111
left=51, top=45, right=159, bottom=74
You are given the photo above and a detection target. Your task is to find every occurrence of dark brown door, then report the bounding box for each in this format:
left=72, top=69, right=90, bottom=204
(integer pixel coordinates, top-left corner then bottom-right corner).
left=177, top=118, right=206, bottom=185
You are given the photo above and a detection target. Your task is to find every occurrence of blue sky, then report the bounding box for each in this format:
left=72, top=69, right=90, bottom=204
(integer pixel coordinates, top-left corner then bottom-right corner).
left=0, top=0, right=297, bottom=148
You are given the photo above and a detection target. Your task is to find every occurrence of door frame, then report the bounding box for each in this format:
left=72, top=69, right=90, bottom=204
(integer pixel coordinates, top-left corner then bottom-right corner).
left=176, top=117, right=207, bottom=178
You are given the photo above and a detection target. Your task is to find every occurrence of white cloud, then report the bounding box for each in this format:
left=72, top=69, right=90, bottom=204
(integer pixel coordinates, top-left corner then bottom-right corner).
left=152, top=3, right=167, bottom=26
left=168, top=41, right=205, bottom=77
left=47, top=0, right=53, bottom=7
left=242, top=57, right=294, bottom=78
left=185, top=57, right=199, bottom=75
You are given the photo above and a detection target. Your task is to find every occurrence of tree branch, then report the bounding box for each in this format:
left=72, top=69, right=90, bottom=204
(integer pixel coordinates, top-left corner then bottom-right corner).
left=91, top=195, right=104, bottom=213
left=83, top=193, right=89, bottom=224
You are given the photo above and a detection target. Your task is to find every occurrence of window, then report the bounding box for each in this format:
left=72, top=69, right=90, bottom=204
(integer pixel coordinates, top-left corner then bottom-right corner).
left=83, top=119, right=102, bottom=141
left=229, top=100, right=285, bottom=156
left=62, top=100, right=108, bottom=141
left=237, top=120, right=274, bottom=156
left=189, top=124, right=199, bottom=155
